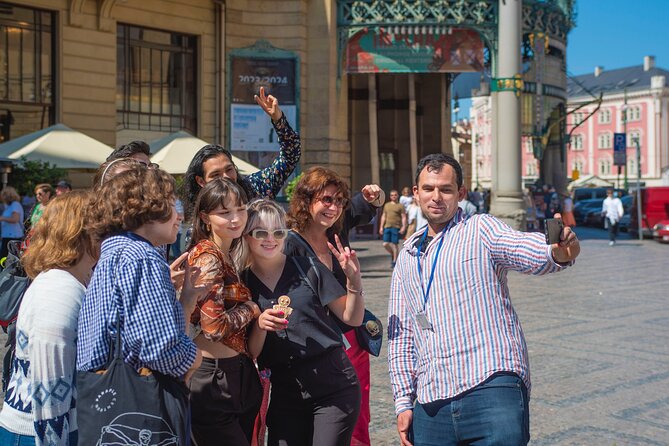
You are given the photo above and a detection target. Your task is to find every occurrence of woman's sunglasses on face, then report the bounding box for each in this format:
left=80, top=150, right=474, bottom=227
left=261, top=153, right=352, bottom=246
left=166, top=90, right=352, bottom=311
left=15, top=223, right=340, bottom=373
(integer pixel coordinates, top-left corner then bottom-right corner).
left=317, top=195, right=349, bottom=208
left=249, top=228, right=289, bottom=240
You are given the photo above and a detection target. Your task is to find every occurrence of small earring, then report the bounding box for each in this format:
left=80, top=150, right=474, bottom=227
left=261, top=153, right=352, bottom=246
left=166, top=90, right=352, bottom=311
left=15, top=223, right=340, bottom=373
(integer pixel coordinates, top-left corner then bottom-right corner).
left=206, top=223, right=211, bottom=232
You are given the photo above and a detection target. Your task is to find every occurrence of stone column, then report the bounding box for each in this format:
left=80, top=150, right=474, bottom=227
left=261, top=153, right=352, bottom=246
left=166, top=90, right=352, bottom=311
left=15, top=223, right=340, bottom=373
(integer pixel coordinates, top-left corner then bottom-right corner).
left=490, top=0, right=526, bottom=229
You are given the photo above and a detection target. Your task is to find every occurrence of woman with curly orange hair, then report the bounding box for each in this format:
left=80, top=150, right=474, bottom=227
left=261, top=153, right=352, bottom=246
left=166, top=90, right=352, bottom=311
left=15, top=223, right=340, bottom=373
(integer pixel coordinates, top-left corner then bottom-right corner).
left=0, top=191, right=97, bottom=445
left=285, top=167, right=384, bottom=446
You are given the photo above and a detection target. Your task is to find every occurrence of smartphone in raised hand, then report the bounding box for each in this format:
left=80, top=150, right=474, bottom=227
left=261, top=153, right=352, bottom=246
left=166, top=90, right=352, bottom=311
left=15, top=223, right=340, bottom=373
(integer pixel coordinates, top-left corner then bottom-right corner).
left=544, top=218, right=564, bottom=245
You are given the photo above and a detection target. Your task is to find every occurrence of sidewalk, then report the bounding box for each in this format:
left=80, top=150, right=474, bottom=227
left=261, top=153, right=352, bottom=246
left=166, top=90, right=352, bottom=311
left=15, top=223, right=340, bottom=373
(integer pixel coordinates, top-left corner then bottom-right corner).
left=1, top=227, right=666, bottom=444
left=354, top=227, right=669, bottom=445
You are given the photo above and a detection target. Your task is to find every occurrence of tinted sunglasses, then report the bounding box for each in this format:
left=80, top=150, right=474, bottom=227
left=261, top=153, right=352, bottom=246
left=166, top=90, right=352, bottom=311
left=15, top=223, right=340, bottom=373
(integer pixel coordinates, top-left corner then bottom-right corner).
left=250, top=228, right=289, bottom=240
left=317, top=195, right=349, bottom=208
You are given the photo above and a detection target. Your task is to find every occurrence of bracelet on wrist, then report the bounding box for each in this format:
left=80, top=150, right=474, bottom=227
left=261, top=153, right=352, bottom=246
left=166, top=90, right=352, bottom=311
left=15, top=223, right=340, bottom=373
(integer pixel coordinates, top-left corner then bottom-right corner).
left=346, top=286, right=364, bottom=295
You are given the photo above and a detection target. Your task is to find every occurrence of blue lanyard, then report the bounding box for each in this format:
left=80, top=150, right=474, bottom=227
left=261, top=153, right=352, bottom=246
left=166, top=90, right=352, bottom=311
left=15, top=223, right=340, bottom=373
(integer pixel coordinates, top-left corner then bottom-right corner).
left=416, top=225, right=447, bottom=309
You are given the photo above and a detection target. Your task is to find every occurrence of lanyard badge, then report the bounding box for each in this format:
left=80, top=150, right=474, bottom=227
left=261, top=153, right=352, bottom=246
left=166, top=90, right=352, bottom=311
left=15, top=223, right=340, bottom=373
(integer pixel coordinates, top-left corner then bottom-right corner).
left=415, top=226, right=447, bottom=331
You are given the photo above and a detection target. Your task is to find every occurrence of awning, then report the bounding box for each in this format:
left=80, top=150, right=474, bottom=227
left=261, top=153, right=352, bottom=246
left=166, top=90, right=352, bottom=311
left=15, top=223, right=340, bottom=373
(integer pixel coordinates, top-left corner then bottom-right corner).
left=150, top=131, right=259, bottom=176
left=0, top=124, right=113, bottom=168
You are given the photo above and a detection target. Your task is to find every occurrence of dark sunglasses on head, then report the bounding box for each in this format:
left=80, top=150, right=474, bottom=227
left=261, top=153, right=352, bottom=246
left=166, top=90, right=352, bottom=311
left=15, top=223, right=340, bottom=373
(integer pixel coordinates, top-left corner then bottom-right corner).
left=250, top=228, right=289, bottom=240
left=318, top=195, right=349, bottom=208
left=137, top=161, right=160, bottom=169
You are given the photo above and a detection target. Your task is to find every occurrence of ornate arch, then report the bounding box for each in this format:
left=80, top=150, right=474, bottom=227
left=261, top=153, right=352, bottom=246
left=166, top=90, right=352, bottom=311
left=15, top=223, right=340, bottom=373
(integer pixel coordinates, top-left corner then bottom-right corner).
left=99, top=0, right=119, bottom=32
left=68, top=0, right=87, bottom=27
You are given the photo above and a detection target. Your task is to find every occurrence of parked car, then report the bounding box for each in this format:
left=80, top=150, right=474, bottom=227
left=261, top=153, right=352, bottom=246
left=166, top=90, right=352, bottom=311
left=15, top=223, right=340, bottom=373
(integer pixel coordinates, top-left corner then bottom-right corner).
left=574, top=198, right=603, bottom=225
left=629, top=187, right=669, bottom=238
left=652, top=220, right=669, bottom=243
left=573, top=187, right=627, bottom=204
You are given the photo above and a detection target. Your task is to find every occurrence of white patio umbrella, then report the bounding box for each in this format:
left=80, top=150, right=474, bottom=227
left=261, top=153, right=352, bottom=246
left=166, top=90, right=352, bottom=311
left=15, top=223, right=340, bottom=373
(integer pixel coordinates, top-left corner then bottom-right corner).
left=0, top=123, right=113, bottom=168
left=150, top=131, right=259, bottom=176
left=567, top=175, right=615, bottom=190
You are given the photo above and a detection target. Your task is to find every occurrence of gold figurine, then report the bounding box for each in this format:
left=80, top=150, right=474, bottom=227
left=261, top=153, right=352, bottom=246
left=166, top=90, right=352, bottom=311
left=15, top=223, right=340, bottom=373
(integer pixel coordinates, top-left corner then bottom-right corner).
left=273, top=295, right=293, bottom=318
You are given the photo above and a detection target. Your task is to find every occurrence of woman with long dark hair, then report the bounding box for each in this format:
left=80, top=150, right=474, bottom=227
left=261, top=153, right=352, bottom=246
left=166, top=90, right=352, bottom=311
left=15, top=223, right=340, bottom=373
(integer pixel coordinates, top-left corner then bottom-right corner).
left=182, top=178, right=273, bottom=446
left=183, top=87, right=300, bottom=220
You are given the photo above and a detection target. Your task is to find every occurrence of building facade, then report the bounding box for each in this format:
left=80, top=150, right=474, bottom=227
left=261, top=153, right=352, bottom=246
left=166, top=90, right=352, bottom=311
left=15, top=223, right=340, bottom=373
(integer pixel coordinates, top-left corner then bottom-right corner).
left=566, top=57, right=669, bottom=187
left=471, top=56, right=669, bottom=190
left=1, top=0, right=574, bottom=206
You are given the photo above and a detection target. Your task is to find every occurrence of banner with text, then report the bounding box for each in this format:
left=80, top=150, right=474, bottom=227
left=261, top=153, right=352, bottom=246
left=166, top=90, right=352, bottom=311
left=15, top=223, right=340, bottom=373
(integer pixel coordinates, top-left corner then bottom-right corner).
left=345, top=27, right=484, bottom=73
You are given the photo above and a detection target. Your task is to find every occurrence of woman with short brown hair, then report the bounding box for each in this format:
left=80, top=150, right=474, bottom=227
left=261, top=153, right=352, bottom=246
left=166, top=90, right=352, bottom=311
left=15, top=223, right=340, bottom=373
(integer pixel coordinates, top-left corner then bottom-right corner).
left=285, top=167, right=384, bottom=446
left=77, top=164, right=204, bottom=431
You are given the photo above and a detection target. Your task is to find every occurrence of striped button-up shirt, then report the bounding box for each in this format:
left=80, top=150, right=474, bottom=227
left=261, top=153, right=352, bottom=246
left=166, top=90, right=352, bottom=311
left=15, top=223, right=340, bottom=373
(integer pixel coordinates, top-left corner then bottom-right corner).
left=388, top=210, right=570, bottom=415
left=77, top=232, right=196, bottom=377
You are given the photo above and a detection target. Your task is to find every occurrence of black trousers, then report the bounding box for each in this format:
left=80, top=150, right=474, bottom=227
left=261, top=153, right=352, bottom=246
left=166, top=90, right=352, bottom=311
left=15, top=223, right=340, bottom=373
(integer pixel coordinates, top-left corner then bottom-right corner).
left=608, top=220, right=619, bottom=241
left=267, top=348, right=361, bottom=446
left=189, top=354, right=262, bottom=446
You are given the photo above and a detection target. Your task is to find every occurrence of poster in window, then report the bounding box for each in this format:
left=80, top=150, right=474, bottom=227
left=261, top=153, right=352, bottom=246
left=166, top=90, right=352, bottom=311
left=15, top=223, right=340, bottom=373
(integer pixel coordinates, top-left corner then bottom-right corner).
left=230, top=57, right=297, bottom=153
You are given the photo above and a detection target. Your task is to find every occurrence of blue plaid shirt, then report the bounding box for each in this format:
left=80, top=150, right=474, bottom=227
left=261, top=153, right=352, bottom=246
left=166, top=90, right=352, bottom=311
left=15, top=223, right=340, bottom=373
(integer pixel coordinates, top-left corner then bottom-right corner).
left=77, top=232, right=196, bottom=377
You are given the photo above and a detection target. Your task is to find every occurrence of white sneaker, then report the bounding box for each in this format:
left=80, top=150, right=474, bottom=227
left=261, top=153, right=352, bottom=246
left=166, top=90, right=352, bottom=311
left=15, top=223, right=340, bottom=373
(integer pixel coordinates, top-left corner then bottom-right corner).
left=609, top=241, right=615, bottom=246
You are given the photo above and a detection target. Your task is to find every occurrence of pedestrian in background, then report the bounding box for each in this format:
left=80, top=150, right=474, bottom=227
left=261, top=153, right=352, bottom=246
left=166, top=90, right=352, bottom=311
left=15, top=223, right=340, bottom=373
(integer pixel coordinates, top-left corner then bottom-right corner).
left=457, top=196, right=477, bottom=217
left=399, top=186, right=413, bottom=212
left=28, top=184, right=52, bottom=229
left=0, top=187, right=24, bottom=259
left=388, top=153, right=580, bottom=446
left=54, top=180, right=72, bottom=196
left=106, top=139, right=155, bottom=166
left=379, top=190, right=406, bottom=268
left=602, top=189, right=624, bottom=246
left=560, top=191, right=576, bottom=228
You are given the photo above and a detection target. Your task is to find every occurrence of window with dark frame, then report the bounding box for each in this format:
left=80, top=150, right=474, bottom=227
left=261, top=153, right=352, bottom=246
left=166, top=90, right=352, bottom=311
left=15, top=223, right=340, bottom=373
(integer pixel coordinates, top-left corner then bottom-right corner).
left=0, top=2, right=55, bottom=142
left=116, top=23, right=197, bottom=134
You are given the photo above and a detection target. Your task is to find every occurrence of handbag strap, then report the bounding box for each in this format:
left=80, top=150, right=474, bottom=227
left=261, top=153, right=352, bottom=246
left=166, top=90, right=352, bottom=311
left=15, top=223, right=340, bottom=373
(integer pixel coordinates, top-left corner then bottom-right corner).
left=106, top=245, right=128, bottom=365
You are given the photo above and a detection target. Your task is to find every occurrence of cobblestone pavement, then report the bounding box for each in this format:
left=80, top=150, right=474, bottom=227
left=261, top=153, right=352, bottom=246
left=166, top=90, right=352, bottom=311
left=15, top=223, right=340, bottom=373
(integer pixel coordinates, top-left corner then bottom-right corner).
left=352, top=227, right=669, bottom=445
left=1, top=226, right=667, bottom=445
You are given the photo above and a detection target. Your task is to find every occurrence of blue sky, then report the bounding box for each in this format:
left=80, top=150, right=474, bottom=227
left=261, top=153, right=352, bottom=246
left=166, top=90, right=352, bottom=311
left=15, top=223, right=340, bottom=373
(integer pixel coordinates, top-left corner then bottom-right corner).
left=458, top=1, right=669, bottom=121
left=567, top=0, right=669, bottom=75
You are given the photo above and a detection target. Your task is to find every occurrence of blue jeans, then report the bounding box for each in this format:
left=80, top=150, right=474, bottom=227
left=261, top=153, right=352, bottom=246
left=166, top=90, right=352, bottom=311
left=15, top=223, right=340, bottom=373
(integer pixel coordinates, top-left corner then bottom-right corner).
left=411, top=373, right=530, bottom=446
left=0, top=426, right=77, bottom=445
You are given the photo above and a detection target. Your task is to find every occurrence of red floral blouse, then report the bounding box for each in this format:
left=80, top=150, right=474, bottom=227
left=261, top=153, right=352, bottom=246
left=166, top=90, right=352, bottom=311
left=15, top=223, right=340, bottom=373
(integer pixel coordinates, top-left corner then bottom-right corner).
left=186, top=239, right=255, bottom=355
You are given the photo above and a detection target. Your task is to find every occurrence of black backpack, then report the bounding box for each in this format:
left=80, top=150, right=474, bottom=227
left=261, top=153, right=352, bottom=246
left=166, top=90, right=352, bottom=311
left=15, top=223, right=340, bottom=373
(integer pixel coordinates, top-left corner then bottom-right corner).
left=0, top=240, right=30, bottom=391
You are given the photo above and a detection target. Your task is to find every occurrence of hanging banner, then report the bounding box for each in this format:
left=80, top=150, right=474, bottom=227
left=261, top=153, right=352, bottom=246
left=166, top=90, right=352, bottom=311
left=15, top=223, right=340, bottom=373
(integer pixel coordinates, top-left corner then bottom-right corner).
left=230, top=56, right=297, bottom=152
left=345, top=26, right=484, bottom=73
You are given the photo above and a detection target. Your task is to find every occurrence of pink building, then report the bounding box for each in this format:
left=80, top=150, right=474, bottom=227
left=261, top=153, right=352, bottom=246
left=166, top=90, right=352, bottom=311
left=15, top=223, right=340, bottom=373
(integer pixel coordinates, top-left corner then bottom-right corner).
left=471, top=56, right=669, bottom=190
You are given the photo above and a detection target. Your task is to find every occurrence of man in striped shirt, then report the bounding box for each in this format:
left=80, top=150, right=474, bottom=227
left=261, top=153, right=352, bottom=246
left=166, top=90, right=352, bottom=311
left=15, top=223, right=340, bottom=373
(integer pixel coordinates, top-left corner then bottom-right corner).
left=388, top=154, right=580, bottom=446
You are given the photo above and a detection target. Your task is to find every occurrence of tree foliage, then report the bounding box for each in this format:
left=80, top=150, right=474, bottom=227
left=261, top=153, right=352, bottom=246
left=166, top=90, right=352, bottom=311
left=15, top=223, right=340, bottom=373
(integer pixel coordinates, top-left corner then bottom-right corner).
left=8, top=157, right=67, bottom=196
left=284, top=172, right=303, bottom=201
